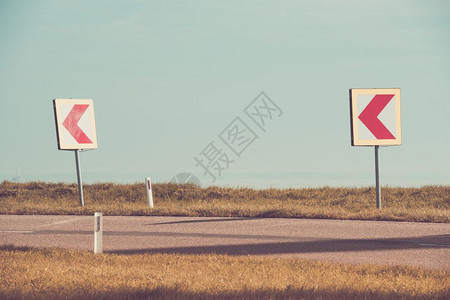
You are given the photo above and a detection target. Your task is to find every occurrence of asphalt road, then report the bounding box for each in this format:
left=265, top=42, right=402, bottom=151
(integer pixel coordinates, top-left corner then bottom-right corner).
left=1, top=215, right=449, bottom=269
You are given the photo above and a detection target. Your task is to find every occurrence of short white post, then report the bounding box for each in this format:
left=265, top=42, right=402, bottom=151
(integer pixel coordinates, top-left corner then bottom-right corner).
left=94, top=212, right=103, bottom=254
left=146, top=177, right=154, bottom=208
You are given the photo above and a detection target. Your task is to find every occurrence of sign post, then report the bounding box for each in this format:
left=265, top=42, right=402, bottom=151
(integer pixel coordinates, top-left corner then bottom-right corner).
left=74, top=149, right=84, bottom=207
left=349, top=89, right=401, bottom=209
left=374, top=145, right=381, bottom=208
left=53, top=99, right=98, bottom=207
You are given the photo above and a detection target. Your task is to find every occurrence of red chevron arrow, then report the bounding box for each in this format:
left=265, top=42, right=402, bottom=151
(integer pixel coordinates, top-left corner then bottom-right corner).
left=358, top=94, right=395, bottom=139
left=62, top=104, right=93, bottom=144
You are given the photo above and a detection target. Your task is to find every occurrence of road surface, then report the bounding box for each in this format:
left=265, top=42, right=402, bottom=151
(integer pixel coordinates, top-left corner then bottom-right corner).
left=0, top=215, right=448, bottom=269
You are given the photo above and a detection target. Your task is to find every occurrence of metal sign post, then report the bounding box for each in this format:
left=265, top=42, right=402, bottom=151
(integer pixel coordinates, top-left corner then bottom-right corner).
left=374, top=146, right=381, bottom=209
left=74, top=149, right=84, bottom=207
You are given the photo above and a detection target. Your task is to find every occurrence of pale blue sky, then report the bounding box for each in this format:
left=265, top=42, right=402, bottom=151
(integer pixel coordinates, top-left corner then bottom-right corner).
left=1, top=0, right=449, bottom=188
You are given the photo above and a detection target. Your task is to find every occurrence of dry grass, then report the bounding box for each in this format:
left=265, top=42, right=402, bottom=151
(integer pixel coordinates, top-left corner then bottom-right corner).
left=0, top=245, right=448, bottom=299
left=0, top=181, right=449, bottom=222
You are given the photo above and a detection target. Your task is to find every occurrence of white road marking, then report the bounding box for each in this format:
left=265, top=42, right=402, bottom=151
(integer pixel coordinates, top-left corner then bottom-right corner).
left=38, top=218, right=86, bottom=228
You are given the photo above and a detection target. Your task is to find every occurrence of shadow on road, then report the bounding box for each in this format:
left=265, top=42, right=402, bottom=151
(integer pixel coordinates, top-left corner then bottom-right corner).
left=107, top=234, right=450, bottom=256
left=145, top=217, right=256, bottom=226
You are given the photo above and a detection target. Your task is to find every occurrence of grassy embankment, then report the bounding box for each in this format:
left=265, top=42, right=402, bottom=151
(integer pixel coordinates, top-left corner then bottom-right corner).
left=1, top=245, right=448, bottom=299
left=0, top=181, right=448, bottom=222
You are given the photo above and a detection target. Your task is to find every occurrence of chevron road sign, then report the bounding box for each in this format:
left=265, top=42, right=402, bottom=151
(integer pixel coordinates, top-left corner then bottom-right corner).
left=53, top=99, right=98, bottom=207
left=53, top=99, right=98, bottom=150
left=349, top=88, right=402, bottom=209
left=350, top=88, right=401, bottom=146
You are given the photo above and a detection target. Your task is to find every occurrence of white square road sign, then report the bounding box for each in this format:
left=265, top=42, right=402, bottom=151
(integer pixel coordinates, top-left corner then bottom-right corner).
left=350, top=88, right=401, bottom=146
left=53, top=99, right=98, bottom=150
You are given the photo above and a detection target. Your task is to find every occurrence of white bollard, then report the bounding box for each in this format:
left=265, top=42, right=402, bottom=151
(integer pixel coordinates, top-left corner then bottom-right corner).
left=94, top=212, right=103, bottom=254
left=146, top=177, right=154, bottom=208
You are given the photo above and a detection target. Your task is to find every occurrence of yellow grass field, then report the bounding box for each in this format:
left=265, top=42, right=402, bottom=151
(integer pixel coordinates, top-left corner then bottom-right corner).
left=1, top=245, right=449, bottom=299
left=0, top=181, right=449, bottom=222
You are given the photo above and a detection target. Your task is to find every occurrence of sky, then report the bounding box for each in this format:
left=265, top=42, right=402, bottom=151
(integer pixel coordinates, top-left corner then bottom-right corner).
left=1, top=0, right=449, bottom=188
